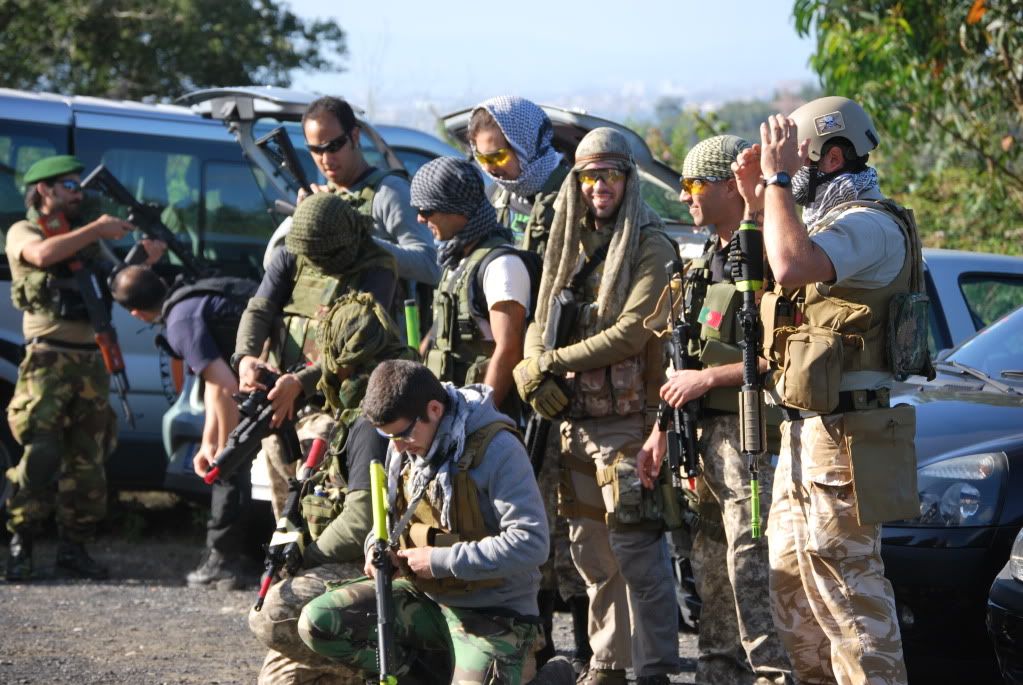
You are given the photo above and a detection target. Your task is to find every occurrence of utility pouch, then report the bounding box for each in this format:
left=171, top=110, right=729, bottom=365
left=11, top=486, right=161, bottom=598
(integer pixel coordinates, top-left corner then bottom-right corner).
left=759, top=292, right=794, bottom=362
left=10, top=272, right=55, bottom=314
left=609, top=356, right=645, bottom=416
left=698, top=282, right=740, bottom=344
left=464, top=356, right=490, bottom=385
left=545, top=290, right=580, bottom=350
left=844, top=404, right=919, bottom=525
left=300, top=473, right=347, bottom=541
left=887, top=292, right=933, bottom=380
left=779, top=326, right=843, bottom=413
left=572, top=368, right=612, bottom=418
left=658, top=462, right=687, bottom=531
left=700, top=338, right=742, bottom=366
left=607, top=458, right=644, bottom=526
left=425, top=347, right=452, bottom=382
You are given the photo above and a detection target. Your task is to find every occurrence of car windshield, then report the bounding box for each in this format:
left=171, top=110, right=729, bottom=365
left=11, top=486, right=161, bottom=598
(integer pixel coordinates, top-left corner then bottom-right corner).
left=946, top=304, right=1023, bottom=385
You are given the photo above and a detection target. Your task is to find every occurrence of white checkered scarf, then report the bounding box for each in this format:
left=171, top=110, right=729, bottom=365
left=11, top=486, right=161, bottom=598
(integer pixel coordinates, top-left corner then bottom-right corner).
left=794, top=166, right=880, bottom=229
left=411, top=156, right=512, bottom=268
left=473, top=96, right=563, bottom=198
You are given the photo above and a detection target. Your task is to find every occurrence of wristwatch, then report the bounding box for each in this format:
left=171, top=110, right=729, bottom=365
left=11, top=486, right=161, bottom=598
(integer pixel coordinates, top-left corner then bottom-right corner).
left=762, top=172, right=792, bottom=188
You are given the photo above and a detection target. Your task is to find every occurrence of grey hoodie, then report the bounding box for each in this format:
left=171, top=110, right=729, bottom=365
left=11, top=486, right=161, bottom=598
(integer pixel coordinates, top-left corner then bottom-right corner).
left=369, top=385, right=548, bottom=617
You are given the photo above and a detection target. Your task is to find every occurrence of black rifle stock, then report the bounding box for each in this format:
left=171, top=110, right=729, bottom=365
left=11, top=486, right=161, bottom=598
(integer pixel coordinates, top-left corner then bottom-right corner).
left=81, top=165, right=205, bottom=279
left=735, top=224, right=766, bottom=539
left=370, top=454, right=398, bottom=685
left=37, top=213, right=134, bottom=427
left=255, top=126, right=312, bottom=197
left=657, top=262, right=700, bottom=485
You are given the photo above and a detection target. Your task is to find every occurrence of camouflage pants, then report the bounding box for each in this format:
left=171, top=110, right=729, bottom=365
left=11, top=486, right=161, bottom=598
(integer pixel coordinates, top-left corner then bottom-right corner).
left=691, top=414, right=791, bottom=685
left=561, top=414, right=680, bottom=677
left=5, top=344, right=117, bottom=541
left=536, top=427, right=587, bottom=600
left=249, top=562, right=364, bottom=685
left=768, top=416, right=907, bottom=685
left=263, top=410, right=335, bottom=520
left=298, top=577, right=539, bottom=684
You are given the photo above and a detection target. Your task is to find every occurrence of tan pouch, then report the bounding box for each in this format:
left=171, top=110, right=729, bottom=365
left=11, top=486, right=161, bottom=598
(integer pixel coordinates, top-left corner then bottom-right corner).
left=609, top=357, right=644, bottom=416
left=759, top=292, right=793, bottom=362
left=845, top=404, right=919, bottom=525
left=464, top=356, right=489, bottom=385
left=780, top=326, right=843, bottom=413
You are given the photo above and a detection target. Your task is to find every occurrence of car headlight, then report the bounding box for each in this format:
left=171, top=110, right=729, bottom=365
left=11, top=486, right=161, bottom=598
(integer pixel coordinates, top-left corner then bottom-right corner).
left=1011, top=528, right=1023, bottom=582
left=895, top=452, right=1007, bottom=527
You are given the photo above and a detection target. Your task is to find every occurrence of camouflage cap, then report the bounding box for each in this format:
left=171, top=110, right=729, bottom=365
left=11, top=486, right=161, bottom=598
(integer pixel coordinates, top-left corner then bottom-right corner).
left=23, top=155, right=85, bottom=184
left=682, top=135, right=750, bottom=180
left=286, top=192, right=368, bottom=258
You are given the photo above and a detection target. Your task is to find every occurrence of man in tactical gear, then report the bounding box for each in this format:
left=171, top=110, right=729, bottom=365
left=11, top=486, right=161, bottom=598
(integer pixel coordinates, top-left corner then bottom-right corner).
left=112, top=265, right=255, bottom=589
left=4, top=155, right=164, bottom=581
left=733, top=97, right=927, bottom=684
left=638, top=136, right=792, bottom=684
left=233, top=192, right=397, bottom=519
left=470, top=96, right=591, bottom=672
left=469, top=96, right=571, bottom=258
left=515, top=128, right=680, bottom=685
left=297, top=359, right=548, bottom=684
left=412, top=157, right=529, bottom=417
left=248, top=294, right=412, bottom=685
left=288, top=96, right=440, bottom=337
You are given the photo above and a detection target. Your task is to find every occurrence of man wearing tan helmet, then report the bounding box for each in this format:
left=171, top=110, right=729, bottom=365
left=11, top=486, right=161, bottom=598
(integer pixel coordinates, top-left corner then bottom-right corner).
left=733, top=97, right=930, bottom=684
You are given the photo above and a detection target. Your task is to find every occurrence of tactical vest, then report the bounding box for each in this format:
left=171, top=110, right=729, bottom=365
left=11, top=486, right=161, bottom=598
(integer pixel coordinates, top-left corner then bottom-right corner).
left=763, top=199, right=929, bottom=414
left=681, top=240, right=743, bottom=413
left=397, top=420, right=514, bottom=596
left=331, top=167, right=401, bottom=218
left=426, top=234, right=509, bottom=387
left=9, top=217, right=100, bottom=322
left=491, top=165, right=570, bottom=259
left=274, top=257, right=346, bottom=370
left=566, top=231, right=667, bottom=419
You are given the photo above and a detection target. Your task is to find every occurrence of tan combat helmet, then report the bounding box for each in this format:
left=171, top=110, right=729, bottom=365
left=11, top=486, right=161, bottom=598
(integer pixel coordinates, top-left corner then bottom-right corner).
left=790, top=96, right=880, bottom=162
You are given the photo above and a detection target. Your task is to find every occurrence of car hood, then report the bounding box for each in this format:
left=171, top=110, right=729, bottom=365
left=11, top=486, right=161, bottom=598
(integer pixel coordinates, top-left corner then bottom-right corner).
left=892, top=385, right=1023, bottom=464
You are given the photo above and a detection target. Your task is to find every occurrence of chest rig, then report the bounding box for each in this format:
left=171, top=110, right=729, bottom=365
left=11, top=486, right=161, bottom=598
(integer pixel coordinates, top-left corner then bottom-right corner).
left=396, top=420, right=514, bottom=595
left=275, top=257, right=345, bottom=370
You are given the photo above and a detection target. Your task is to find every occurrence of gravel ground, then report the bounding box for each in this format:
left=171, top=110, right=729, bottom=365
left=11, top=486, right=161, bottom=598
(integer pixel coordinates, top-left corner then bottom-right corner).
left=0, top=493, right=697, bottom=684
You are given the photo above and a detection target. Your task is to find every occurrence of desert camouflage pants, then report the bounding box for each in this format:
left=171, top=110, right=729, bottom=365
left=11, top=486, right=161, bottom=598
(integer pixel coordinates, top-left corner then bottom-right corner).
left=768, top=415, right=907, bottom=685
left=5, top=344, right=117, bottom=541
left=561, top=414, right=680, bottom=677
left=249, top=561, right=364, bottom=685
left=692, top=414, right=791, bottom=685
left=263, top=410, right=335, bottom=520
left=298, top=577, right=538, bottom=684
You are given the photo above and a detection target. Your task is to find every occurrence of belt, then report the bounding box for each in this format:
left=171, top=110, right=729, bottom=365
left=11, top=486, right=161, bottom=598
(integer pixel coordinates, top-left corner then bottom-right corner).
left=782, top=388, right=890, bottom=422
left=28, top=337, right=99, bottom=351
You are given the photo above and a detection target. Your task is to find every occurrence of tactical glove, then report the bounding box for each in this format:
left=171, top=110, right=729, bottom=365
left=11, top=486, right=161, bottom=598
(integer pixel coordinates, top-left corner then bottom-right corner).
left=529, top=377, right=570, bottom=420
left=513, top=356, right=546, bottom=402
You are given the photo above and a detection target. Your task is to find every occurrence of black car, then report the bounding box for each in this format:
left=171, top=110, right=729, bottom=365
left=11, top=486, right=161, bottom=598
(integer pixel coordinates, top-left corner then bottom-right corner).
left=882, top=305, right=1023, bottom=682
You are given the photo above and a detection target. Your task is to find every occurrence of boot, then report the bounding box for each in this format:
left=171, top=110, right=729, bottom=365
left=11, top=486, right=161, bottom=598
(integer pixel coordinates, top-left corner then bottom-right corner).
left=576, top=668, right=626, bottom=685
left=536, top=589, right=557, bottom=668
left=568, top=595, right=593, bottom=675
left=530, top=656, right=577, bottom=685
left=185, top=549, right=242, bottom=589
left=635, top=676, right=670, bottom=685
left=5, top=532, right=33, bottom=581
left=56, top=540, right=109, bottom=580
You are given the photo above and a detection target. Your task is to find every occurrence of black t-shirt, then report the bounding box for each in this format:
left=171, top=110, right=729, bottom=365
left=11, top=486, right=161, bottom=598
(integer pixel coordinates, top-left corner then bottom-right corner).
left=342, top=417, right=385, bottom=492
left=164, top=294, right=239, bottom=374
left=708, top=240, right=732, bottom=285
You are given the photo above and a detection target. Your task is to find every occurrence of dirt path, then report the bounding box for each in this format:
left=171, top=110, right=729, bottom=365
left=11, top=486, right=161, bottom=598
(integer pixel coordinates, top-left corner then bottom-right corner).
left=0, top=494, right=697, bottom=684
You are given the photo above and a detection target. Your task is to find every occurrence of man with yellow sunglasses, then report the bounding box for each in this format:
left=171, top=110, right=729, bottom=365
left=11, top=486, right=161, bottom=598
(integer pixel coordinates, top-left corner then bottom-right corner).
left=638, top=135, right=792, bottom=685
left=469, top=96, right=570, bottom=258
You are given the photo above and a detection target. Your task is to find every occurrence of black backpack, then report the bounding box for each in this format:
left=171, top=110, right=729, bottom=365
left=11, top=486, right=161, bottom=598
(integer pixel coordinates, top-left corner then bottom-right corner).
left=157, top=276, right=258, bottom=361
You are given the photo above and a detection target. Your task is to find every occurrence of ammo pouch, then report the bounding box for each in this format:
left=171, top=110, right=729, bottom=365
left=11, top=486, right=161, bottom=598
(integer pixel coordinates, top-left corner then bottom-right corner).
left=300, top=470, right=348, bottom=541
left=775, top=325, right=844, bottom=414
left=596, top=455, right=668, bottom=530
left=887, top=292, right=933, bottom=380
left=569, top=355, right=646, bottom=419
left=844, top=404, right=919, bottom=525
left=657, top=461, right=690, bottom=531
left=405, top=521, right=504, bottom=596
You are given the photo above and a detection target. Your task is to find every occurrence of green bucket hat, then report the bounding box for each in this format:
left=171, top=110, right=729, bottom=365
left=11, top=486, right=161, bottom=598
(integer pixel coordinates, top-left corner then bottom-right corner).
left=23, top=155, right=85, bottom=184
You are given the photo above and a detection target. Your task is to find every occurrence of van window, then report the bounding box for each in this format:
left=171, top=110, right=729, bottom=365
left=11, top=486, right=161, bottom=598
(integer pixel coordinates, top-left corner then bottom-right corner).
left=204, top=161, right=276, bottom=275
left=959, top=274, right=1023, bottom=331
left=0, top=122, right=66, bottom=252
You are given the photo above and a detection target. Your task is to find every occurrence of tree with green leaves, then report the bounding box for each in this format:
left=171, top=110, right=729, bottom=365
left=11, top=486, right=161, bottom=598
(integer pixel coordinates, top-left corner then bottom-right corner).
left=793, top=0, right=1023, bottom=253
left=0, top=0, right=346, bottom=101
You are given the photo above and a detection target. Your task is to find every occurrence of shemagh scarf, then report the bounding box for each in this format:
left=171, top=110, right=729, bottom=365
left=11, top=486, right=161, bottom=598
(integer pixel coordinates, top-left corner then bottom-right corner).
left=793, top=165, right=880, bottom=230
left=410, top=157, right=513, bottom=269
left=473, top=96, right=563, bottom=199
left=384, top=383, right=478, bottom=539
left=535, top=127, right=662, bottom=339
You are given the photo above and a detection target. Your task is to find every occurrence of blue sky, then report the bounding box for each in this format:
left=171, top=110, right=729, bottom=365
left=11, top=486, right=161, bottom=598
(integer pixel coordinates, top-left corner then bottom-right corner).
left=288, top=0, right=818, bottom=125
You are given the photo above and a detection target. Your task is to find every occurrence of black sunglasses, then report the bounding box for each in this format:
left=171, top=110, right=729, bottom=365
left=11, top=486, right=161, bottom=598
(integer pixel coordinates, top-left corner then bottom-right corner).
left=418, top=208, right=435, bottom=219
left=306, top=132, right=349, bottom=155
left=375, top=417, right=419, bottom=442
